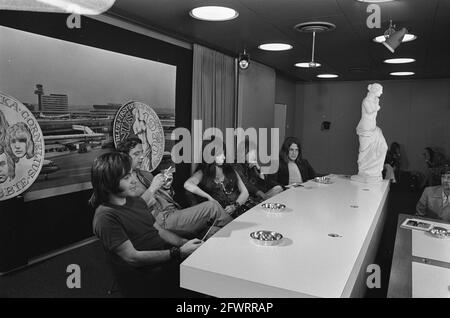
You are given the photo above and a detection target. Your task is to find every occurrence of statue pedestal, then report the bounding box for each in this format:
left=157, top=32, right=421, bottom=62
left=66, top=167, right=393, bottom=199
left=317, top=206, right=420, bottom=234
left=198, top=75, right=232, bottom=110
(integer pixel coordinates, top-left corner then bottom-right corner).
left=351, top=174, right=382, bottom=184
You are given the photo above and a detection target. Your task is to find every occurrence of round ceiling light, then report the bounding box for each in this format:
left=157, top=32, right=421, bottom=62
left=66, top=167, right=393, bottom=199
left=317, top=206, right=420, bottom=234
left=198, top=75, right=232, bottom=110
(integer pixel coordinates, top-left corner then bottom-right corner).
left=384, top=58, right=416, bottom=64
left=258, top=43, right=293, bottom=51
left=295, top=62, right=322, bottom=68
left=189, top=6, right=238, bottom=21
left=373, top=33, right=417, bottom=43
left=317, top=74, right=339, bottom=78
left=390, top=71, right=415, bottom=76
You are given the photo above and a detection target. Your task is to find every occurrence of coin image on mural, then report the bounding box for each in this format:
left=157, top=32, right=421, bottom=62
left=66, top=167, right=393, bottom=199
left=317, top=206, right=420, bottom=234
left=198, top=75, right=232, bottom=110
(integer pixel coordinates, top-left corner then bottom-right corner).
left=0, top=92, right=45, bottom=201
left=113, top=101, right=165, bottom=172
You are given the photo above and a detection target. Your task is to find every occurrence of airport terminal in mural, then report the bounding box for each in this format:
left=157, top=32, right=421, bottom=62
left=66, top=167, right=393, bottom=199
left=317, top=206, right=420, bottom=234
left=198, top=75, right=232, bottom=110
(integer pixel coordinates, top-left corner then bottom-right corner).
left=0, top=25, right=177, bottom=193
left=23, top=84, right=175, bottom=191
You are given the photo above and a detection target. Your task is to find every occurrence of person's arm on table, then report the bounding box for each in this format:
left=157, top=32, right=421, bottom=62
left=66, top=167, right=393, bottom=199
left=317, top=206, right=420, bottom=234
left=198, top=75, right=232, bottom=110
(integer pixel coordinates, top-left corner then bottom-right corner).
left=115, top=239, right=202, bottom=267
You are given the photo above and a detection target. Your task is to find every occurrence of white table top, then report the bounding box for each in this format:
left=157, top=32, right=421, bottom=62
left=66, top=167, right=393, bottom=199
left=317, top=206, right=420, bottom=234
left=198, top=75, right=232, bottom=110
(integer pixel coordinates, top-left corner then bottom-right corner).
left=181, top=175, right=390, bottom=298
left=412, top=221, right=450, bottom=264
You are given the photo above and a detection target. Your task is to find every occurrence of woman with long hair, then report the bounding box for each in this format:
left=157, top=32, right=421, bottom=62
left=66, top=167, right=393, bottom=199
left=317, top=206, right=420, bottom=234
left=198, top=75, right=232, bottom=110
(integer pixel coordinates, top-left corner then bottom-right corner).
left=274, top=136, right=316, bottom=187
left=184, top=140, right=249, bottom=217
left=5, top=122, right=34, bottom=162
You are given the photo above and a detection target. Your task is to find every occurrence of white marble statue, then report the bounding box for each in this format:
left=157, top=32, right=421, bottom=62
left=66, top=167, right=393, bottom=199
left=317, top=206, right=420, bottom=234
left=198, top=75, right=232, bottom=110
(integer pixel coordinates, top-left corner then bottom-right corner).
left=351, top=83, right=388, bottom=183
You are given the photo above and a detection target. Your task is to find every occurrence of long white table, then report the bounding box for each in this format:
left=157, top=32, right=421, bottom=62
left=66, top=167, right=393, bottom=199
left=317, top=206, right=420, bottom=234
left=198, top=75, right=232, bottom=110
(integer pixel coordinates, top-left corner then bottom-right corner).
left=180, top=175, right=390, bottom=298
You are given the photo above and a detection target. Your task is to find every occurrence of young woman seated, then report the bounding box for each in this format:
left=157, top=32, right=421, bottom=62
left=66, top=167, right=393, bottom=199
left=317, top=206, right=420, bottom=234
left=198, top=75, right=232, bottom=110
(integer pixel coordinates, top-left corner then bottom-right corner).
left=184, top=142, right=249, bottom=218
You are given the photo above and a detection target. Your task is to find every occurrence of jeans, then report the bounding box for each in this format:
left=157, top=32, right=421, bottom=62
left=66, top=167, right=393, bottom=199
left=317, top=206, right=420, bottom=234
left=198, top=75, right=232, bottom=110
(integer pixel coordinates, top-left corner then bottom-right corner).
left=156, top=201, right=233, bottom=240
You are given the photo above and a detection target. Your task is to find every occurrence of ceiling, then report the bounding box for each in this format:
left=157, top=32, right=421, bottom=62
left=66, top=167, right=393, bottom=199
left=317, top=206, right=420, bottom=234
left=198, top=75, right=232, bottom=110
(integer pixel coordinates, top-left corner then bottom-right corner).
left=109, top=0, right=450, bottom=82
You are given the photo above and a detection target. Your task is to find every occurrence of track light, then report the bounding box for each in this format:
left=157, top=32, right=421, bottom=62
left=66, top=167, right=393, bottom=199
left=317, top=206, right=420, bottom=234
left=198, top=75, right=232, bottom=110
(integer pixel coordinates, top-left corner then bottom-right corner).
left=238, top=50, right=250, bottom=70
left=383, top=27, right=408, bottom=53
left=380, top=20, right=410, bottom=53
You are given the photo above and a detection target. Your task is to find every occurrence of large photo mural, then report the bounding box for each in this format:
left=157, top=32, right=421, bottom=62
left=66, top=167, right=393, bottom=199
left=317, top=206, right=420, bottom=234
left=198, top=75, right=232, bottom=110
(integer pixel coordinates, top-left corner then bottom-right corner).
left=0, top=25, right=177, bottom=199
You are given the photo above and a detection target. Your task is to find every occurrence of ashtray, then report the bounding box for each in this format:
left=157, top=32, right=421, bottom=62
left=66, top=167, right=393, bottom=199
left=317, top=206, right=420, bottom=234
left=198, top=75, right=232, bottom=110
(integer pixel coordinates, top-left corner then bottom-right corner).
left=250, top=230, right=283, bottom=246
left=261, top=203, right=286, bottom=212
left=314, top=176, right=333, bottom=184
left=427, top=226, right=450, bottom=239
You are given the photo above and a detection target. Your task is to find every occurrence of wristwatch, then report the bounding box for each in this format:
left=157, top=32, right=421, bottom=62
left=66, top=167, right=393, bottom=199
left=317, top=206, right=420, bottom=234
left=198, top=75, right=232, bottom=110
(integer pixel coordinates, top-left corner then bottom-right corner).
left=233, top=201, right=241, bottom=209
left=170, top=246, right=181, bottom=261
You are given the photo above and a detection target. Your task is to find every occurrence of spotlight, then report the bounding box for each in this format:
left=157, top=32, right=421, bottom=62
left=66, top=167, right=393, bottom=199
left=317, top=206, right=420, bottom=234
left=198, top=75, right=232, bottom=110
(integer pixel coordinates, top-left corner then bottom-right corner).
left=238, top=50, right=250, bottom=70
left=379, top=20, right=411, bottom=53
left=383, top=27, right=408, bottom=53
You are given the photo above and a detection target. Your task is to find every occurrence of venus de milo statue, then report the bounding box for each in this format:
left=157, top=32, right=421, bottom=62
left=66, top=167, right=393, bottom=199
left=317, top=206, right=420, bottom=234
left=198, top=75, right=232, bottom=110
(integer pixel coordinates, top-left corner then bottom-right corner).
left=352, top=83, right=388, bottom=183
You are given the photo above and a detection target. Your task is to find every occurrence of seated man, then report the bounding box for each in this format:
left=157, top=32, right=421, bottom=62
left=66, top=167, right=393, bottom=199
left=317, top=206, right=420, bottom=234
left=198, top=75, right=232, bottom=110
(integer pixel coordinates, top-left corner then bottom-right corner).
left=117, top=138, right=232, bottom=239
left=90, top=152, right=202, bottom=296
left=416, top=171, right=450, bottom=222
left=235, top=145, right=283, bottom=202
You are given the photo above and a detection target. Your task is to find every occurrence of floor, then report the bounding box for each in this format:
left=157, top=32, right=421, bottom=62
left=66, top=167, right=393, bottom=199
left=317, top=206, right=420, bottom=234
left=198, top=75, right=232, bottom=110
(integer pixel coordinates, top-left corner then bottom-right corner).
left=366, top=181, right=422, bottom=298
left=0, top=180, right=422, bottom=298
left=0, top=239, right=121, bottom=298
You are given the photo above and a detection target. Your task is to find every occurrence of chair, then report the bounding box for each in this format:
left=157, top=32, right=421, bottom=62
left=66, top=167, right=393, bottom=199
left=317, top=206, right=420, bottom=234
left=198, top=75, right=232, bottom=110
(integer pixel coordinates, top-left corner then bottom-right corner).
left=102, top=247, right=187, bottom=298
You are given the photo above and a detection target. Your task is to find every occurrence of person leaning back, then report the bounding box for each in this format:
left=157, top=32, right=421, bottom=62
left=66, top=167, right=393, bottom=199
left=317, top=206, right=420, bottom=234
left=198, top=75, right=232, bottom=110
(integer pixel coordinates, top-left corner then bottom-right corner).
left=90, top=152, right=203, bottom=296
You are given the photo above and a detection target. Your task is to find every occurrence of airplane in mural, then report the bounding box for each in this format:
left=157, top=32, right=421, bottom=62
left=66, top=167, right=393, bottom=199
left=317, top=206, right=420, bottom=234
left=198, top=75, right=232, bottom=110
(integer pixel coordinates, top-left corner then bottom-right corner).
left=43, top=124, right=105, bottom=141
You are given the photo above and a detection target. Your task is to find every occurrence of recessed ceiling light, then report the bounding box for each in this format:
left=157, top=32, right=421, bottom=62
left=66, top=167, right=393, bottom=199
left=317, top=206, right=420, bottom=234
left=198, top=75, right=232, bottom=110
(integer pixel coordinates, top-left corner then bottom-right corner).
left=357, top=0, right=394, bottom=3
left=258, top=43, right=293, bottom=51
left=390, top=71, right=415, bottom=76
left=384, top=58, right=416, bottom=64
left=295, top=62, right=322, bottom=68
left=317, top=74, right=339, bottom=78
left=373, top=33, right=417, bottom=43
left=189, top=6, right=238, bottom=21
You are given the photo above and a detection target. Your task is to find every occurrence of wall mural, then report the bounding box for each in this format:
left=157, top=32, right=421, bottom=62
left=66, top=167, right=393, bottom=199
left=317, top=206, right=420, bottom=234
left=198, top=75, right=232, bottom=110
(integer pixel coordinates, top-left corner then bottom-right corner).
left=0, top=92, right=45, bottom=200
left=113, top=101, right=165, bottom=172
left=0, top=25, right=177, bottom=199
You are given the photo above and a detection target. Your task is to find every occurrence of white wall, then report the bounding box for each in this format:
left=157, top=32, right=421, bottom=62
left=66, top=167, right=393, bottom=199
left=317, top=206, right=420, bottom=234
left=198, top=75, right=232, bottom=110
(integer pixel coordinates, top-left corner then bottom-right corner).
left=295, top=79, right=450, bottom=175
left=238, top=61, right=275, bottom=130
left=275, top=75, right=296, bottom=138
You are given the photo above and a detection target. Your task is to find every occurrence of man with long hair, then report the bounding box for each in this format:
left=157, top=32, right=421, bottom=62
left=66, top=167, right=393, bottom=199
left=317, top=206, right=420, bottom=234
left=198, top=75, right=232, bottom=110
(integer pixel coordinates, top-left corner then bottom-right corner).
left=90, top=152, right=202, bottom=296
left=235, top=139, right=282, bottom=202
left=273, top=136, right=316, bottom=187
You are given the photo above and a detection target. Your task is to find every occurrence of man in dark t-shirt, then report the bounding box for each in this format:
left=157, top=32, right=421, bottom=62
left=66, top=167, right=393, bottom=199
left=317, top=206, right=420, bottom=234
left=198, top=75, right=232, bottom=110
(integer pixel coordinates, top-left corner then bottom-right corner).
left=93, top=196, right=167, bottom=267
left=116, top=137, right=232, bottom=239
left=90, top=152, right=202, bottom=296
